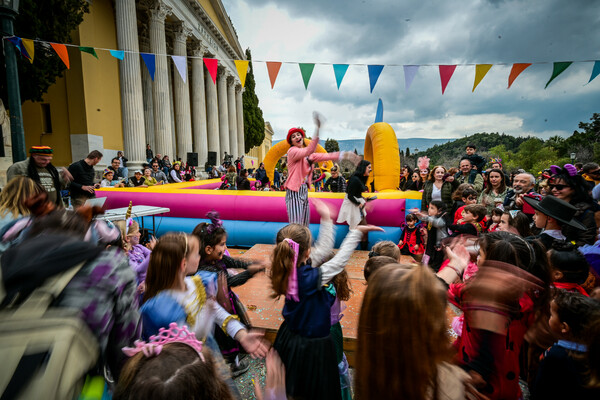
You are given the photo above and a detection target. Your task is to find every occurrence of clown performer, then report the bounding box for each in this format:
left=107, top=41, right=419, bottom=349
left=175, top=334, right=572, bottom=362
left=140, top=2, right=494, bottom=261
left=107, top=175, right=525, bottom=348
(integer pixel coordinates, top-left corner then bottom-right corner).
left=285, top=112, right=361, bottom=226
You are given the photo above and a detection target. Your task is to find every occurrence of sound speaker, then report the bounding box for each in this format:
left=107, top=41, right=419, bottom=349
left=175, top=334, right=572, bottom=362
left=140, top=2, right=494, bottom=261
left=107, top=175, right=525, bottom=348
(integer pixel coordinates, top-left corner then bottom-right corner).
left=207, top=151, right=217, bottom=166
left=187, top=152, right=198, bottom=167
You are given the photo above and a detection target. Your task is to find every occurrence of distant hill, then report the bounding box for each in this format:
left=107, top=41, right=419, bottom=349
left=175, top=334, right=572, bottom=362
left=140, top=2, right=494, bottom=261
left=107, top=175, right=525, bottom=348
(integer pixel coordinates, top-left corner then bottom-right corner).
left=335, top=138, right=453, bottom=154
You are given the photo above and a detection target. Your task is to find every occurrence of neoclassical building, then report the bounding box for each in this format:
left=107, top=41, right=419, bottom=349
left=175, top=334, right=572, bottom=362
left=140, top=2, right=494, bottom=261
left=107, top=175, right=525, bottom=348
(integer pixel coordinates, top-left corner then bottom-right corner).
left=21, top=0, right=246, bottom=171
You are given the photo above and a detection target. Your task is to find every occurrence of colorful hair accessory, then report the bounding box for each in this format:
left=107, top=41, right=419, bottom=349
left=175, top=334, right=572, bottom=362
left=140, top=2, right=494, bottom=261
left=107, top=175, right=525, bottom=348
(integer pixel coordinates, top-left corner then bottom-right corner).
left=283, top=238, right=300, bottom=302
left=29, top=145, right=53, bottom=155
left=122, top=323, right=204, bottom=360
left=490, top=157, right=502, bottom=166
left=102, top=168, right=113, bottom=177
left=550, top=164, right=577, bottom=177
left=417, top=156, right=430, bottom=171
left=205, top=211, right=223, bottom=235
left=508, top=210, right=519, bottom=219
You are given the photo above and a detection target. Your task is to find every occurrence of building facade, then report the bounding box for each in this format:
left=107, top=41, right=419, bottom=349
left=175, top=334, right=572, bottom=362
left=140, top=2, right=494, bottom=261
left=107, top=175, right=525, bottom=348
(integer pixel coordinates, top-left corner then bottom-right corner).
left=20, top=0, right=246, bottom=172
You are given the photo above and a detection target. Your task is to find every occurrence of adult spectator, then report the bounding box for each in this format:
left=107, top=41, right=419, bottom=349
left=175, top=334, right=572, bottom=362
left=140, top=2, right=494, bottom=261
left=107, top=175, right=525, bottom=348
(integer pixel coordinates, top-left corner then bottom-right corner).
left=324, top=165, right=347, bottom=193
left=128, top=170, right=147, bottom=187
left=405, top=170, right=424, bottom=191
left=236, top=169, right=251, bottom=190
left=109, top=157, right=128, bottom=184
left=273, top=168, right=281, bottom=190
left=6, top=145, right=71, bottom=207
left=503, top=172, right=539, bottom=218
left=162, top=155, right=172, bottom=176
left=68, top=150, right=103, bottom=206
left=224, top=151, right=232, bottom=164
left=146, top=144, right=153, bottom=163
left=478, top=168, right=508, bottom=213
left=462, top=144, right=486, bottom=172
left=581, top=162, right=600, bottom=191
left=117, top=151, right=128, bottom=177
left=454, top=159, right=483, bottom=193
left=490, top=158, right=510, bottom=186
left=421, top=165, right=458, bottom=211
left=255, top=162, right=267, bottom=183
left=399, top=165, right=412, bottom=191
left=168, top=161, right=183, bottom=183
left=150, top=161, right=168, bottom=184
left=0, top=176, right=42, bottom=235
left=550, top=164, right=599, bottom=246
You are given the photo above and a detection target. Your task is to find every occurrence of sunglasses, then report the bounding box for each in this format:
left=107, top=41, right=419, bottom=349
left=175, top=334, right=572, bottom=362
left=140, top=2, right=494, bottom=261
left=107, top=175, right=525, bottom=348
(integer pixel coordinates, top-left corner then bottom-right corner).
left=549, top=184, right=569, bottom=191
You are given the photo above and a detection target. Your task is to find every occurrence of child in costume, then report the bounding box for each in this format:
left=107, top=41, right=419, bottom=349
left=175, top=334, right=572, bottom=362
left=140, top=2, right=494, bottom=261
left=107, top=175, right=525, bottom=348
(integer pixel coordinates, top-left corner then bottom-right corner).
left=100, top=169, right=125, bottom=187
left=486, top=207, right=503, bottom=232
left=413, top=200, right=448, bottom=271
left=397, top=213, right=426, bottom=258
left=448, top=204, right=487, bottom=237
left=285, top=112, right=360, bottom=226
left=114, top=218, right=156, bottom=287
left=270, top=199, right=382, bottom=400
left=548, top=241, right=592, bottom=296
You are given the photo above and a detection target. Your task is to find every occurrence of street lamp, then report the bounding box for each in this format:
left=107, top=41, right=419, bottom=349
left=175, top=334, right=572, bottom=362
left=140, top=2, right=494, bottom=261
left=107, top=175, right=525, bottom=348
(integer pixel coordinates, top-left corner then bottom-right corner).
left=0, top=0, right=26, bottom=162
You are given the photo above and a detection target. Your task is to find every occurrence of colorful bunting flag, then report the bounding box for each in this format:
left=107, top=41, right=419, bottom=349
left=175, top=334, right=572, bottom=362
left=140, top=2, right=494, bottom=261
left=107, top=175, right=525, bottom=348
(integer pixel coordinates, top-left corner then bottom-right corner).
left=375, top=98, right=384, bottom=123
left=439, top=65, right=457, bottom=94
left=79, top=46, right=98, bottom=59
left=266, top=61, right=282, bottom=89
left=588, top=61, right=600, bottom=84
left=473, top=64, right=492, bottom=92
left=50, top=43, right=70, bottom=69
left=299, top=63, right=315, bottom=90
left=368, top=65, right=384, bottom=93
left=507, top=63, right=532, bottom=89
left=109, top=50, right=124, bottom=60
left=171, top=55, right=187, bottom=83
left=140, top=53, right=156, bottom=81
left=7, top=36, right=23, bottom=52
left=203, top=58, right=218, bottom=84
left=22, top=38, right=34, bottom=63
left=403, top=65, right=419, bottom=90
left=333, top=64, right=349, bottom=89
left=234, top=60, right=249, bottom=87
left=545, top=62, right=573, bottom=89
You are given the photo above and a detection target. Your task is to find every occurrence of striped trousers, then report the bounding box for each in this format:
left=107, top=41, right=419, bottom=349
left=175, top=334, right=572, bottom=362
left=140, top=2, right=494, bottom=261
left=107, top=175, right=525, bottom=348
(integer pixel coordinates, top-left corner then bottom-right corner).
left=286, top=184, right=310, bottom=226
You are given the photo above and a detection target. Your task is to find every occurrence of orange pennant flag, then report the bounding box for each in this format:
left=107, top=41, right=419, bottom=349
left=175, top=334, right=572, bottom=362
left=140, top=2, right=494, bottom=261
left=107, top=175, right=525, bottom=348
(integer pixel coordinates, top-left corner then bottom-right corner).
left=50, top=43, right=70, bottom=69
left=507, top=63, right=532, bottom=89
left=266, top=61, right=282, bottom=89
left=473, top=64, right=492, bottom=92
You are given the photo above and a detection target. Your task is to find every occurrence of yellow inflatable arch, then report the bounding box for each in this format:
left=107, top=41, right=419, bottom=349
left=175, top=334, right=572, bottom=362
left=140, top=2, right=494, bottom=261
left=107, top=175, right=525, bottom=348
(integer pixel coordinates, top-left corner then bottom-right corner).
left=364, top=122, right=401, bottom=192
left=263, top=139, right=333, bottom=184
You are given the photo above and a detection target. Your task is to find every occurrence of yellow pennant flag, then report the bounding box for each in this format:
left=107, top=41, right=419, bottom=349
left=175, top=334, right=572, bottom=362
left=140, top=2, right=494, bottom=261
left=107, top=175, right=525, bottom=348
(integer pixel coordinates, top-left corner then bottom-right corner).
left=234, top=60, right=249, bottom=87
left=22, top=38, right=34, bottom=63
left=473, top=64, right=492, bottom=92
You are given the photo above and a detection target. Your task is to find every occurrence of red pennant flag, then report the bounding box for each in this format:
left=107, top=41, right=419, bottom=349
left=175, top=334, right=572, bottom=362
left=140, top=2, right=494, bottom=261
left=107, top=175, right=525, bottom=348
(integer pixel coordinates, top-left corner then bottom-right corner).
left=266, top=62, right=282, bottom=89
left=203, top=58, right=218, bottom=84
left=439, top=65, right=456, bottom=94
left=50, top=43, right=70, bottom=69
left=507, top=63, right=532, bottom=89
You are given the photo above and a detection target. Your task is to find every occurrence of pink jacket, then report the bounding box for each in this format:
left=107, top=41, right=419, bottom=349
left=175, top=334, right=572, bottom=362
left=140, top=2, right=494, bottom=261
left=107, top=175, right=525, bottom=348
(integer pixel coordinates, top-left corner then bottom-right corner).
left=285, top=137, right=340, bottom=192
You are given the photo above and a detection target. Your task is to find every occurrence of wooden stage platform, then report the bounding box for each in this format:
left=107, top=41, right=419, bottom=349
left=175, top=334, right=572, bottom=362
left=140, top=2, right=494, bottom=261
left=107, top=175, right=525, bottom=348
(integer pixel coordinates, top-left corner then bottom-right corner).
left=229, top=244, right=460, bottom=367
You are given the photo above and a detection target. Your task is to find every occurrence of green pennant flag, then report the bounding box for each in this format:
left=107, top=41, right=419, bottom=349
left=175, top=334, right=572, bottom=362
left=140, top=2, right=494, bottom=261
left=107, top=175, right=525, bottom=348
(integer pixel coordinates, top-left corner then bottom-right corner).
left=79, top=46, right=98, bottom=59
left=299, top=63, right=315, bottom=90
left=545, top=62, right=572, bottom=88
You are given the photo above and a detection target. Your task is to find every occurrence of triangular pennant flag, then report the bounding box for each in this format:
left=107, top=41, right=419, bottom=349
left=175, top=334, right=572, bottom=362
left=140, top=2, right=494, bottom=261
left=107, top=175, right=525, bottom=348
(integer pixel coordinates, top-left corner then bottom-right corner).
left=140, top=53, right=156, bottom=81
left=439, top=65, right=457, bottom=94
left=50, top=43, right=70, bottom=69
left=22, top=38, right=34, bottom=63
left=203, top=58, right=218, bottom=84
left=403, top=65, right=419, bottom=90
left=473, top=64, right=492, bottom=92
left=588, top=61, right=600, bottom=84
left=374, top=98, right=384, bottom=123
left=545, top=62, right=573, bottom=89
left=7, top=36, right=23, bottom=52
left=299, top=63, right=315, bottom=90
left=507, top=63, right=532, bottom=89
left=266, top=61, right=282, bottom=89
left=234, top=60, right=249, bottom=87
left=79, top=46, right=98, bottom=59
left=109, top=50, right=124, bottom=60
left=368, top=65, right=384, bottom=93
left=171, top=55, right=187, bottom=83
left=333, top=64, right=349, bottom=89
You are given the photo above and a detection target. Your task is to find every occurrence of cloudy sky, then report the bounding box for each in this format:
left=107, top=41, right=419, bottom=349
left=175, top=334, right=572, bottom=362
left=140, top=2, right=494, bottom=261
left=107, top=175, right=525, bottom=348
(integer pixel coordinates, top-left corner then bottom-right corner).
left=221, top=0, right=600, bottom=142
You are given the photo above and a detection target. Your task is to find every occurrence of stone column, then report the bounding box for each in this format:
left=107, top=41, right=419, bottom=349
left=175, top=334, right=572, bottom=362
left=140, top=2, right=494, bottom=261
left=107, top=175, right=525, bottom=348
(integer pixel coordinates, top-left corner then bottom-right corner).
left=148, top=0, right=173, bottom=158
left=205, top=56, right=219, bottom=162
left=236, top=85, right=245, bottom=157
left=168, top=60, right=177, bottom=159
left=227, top=76, right=238, bottom=158
left=217, top=67, right=230, bottom=160
left=138, top=29, right=155, bottom=152
left=115, top=0, right=146, bottom=171
left=172, top=22, right=193, bottom=159
left=191, top=44, right=208, bottom=167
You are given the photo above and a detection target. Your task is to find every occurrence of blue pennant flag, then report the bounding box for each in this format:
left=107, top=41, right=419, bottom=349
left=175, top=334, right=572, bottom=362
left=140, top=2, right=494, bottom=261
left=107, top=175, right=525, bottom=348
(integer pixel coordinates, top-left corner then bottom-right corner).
left=333, top=64, right=349, bottom=89
left=110, top=50, right=125, bottom=60
left=588, top=61, right=600, bottom=84
left=368, top=65, right=384, bottom=93
left=140, top=53, right=156, bottom=81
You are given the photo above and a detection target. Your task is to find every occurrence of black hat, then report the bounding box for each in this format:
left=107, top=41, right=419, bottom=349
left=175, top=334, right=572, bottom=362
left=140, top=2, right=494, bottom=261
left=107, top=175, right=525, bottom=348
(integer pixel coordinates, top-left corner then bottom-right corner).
left=523, top=195, right=586, bottom=230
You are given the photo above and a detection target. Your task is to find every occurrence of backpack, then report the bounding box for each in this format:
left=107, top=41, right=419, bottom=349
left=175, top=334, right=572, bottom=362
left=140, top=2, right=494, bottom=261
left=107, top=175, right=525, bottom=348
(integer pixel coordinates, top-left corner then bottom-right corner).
left=0, top=262, right=99, bottom=399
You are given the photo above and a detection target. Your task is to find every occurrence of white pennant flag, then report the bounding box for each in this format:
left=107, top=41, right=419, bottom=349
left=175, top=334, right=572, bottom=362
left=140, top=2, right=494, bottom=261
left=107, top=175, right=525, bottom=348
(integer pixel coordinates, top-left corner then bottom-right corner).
left=403, top=65, right=420, bottom=90
left=171, top=55, right=187, bottom=83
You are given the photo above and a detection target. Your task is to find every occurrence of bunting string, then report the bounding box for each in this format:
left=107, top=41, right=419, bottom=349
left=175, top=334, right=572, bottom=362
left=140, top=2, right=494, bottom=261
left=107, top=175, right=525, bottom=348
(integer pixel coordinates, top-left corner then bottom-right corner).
left=3, top=35, right=599, bottom=93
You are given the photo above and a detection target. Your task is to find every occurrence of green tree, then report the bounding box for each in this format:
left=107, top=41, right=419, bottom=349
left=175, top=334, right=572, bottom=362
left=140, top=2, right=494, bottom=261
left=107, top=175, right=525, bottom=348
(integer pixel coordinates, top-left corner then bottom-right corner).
left=324, top=138, right=339, bottom=152
left=0, top=0, right=89, bottom=104
left=242, top=48, right=265, bottom=153
left=405, top=147, right=410, bottom=157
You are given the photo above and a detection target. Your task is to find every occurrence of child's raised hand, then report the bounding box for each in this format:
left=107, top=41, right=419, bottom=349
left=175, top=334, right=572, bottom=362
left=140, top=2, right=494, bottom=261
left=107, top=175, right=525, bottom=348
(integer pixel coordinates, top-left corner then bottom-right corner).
left=237, top=328, right=270, bottom=359
left=312, top=111, right=326, bottom=130
left=146, top=236, right=157, bottom=250
left=444, top=240, right=470, bottom=273
left=254, top=349, right=287, bottom=400
left=248, top=259, right=268, bottom=274
left=355, top=224, right=384, bottom=234
left=312, top=198, right=332, bottom=222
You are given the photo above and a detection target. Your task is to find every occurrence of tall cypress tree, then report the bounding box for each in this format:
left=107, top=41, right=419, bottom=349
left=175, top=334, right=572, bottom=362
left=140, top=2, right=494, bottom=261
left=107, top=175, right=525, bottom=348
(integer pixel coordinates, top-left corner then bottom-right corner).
left=242, top=49, right=265, bottom=153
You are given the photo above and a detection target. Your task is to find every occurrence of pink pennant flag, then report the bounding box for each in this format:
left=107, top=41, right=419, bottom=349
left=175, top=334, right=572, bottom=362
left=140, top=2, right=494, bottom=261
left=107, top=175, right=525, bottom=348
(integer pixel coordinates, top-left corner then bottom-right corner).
left=439, top=65, right=457, bottom=94
left=203, top=58, right=218, bottom=84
